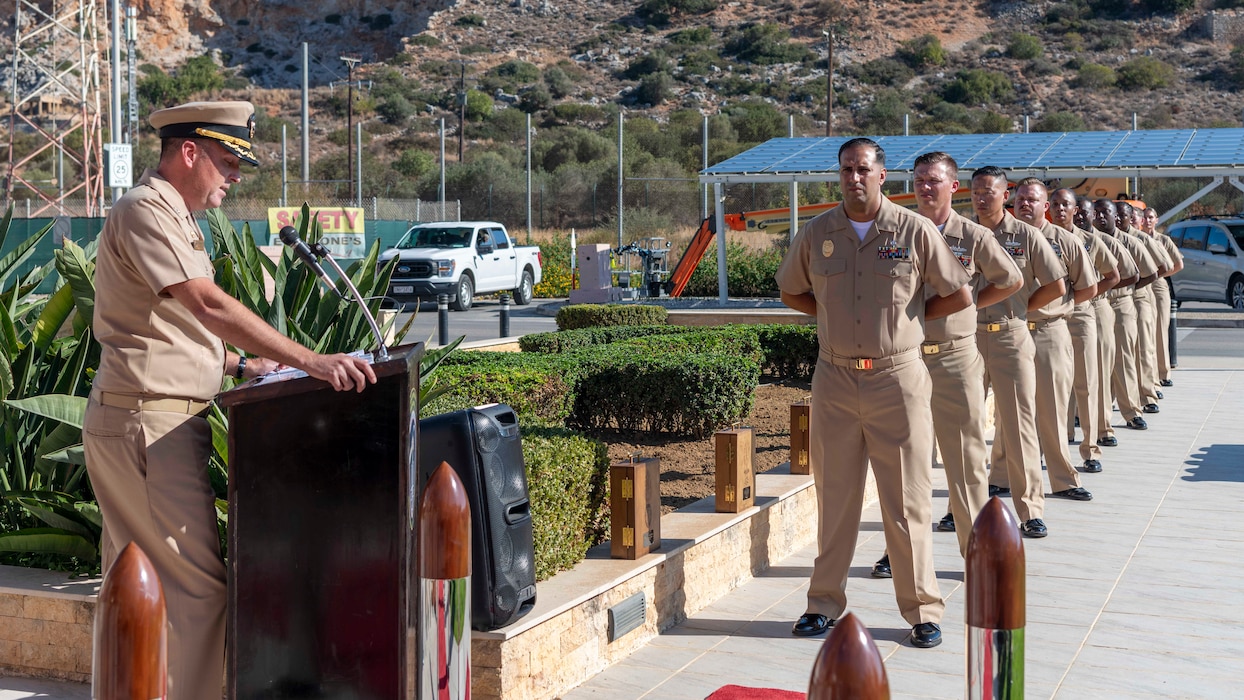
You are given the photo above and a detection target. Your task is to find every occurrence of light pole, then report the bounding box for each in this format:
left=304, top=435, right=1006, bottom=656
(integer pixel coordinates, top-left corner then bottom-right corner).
left=823, top=29, right=834, bottom=137
left=340, top=55, right=361, bottom=197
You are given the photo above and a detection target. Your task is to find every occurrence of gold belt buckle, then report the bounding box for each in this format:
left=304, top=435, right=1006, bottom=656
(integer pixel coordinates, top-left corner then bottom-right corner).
left=854, top=358, right=874, bottom=370
left=987, top=322, right=1002, bottom=332
left=922, top=344, right=939, bottom=355
left=1028, top=321, right=1037, bottom=330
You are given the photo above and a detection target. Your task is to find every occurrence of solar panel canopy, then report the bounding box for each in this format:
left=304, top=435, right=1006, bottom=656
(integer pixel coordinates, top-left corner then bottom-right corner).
left=699, top=129, right=1244, bottom=183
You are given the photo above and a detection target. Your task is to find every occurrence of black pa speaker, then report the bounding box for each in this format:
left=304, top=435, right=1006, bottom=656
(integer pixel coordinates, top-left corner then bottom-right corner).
left=418, top=404, right=537, bottom=631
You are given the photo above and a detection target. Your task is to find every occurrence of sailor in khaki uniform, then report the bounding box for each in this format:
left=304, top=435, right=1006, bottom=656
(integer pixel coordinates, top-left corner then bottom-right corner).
left=1118, top=201, right=1170, bottom=414
left=871, top=152, right=1020, bottom=575
left=1143, top=207, right=1183, bottom=388
left=1095, top=199, right=1158, bottom=433
left=1052, top=189, right=1119, bottom=473
left=83, top=101, right=377, bottom=700
left=1010, top=180, right=1097, bottom=501
left=777, top=138, right=971, bottom=649
left=971, top=167, right=1065, bottom=538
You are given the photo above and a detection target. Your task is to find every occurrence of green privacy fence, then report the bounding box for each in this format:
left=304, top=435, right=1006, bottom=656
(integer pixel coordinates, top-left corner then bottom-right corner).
left=8, top=217, right=419, bottom=293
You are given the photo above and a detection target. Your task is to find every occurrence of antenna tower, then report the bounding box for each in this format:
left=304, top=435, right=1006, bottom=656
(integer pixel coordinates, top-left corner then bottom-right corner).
left=5, top=0, right=107, bottom=216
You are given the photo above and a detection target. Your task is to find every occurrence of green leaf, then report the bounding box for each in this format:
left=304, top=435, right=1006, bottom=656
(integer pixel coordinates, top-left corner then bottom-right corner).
left=4, top=394, right=88, bottom=429
left=31, top=285, right=76, bottom=354
left=0, top=220, right=52, bottom=290
left=52, top=239, right=96, bottom=336
left=0, top=528, right=97, bottom=559
left=10, top=498, right=98, bottom=538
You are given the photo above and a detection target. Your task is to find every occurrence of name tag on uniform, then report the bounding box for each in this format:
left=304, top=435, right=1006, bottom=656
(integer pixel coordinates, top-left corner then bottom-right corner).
left=950, top=244, right=972, bottom=268
left=877, top=245, right=910, bottom=260
left=1004, top=240, right=1025, bottom=258
left=192, top=238, right=205, bottom=251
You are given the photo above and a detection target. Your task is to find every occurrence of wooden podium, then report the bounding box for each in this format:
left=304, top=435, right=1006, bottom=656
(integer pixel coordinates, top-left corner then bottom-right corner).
left=217, top=343, right=423, bottom=700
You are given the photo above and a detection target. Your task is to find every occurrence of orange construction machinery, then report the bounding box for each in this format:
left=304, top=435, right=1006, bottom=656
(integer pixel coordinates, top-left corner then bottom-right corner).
left=667, top=190, right=975, bottom=297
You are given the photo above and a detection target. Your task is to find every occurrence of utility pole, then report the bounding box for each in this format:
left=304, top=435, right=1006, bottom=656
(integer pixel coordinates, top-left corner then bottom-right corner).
left=823, top=28, right=834, bottom=137
left=125, top=5, right=138, bottom=145
left=340, top=55, right=361, bottom=197
left=457, top=61, right=467, bottom=162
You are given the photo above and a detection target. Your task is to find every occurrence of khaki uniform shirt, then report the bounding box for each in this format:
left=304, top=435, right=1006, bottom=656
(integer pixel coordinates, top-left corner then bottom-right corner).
left=976, top=212, right=1065, bottom=323
left=776, top=197, right=970, bottom=359
left=1105, top=228, right=1156, bottom=296
left=925, top=211, right=1021, bottom=342
left=1068, top=226, right=1119, bottom=303
left=1148, top=230, right=1182, bottom=294
left=1131, top=226, right=1172, bottom=273
left=93, top=169, right=225, bottom=401
left=1030, top=221, right=1098, bottom=322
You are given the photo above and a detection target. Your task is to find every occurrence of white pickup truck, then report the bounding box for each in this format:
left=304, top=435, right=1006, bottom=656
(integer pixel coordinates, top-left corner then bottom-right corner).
left=379, top=221, right=543, bottom=311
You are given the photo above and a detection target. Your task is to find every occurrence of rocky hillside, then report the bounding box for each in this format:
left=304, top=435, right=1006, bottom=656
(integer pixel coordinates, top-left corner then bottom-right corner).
left=123, top=0, right=1244, bottom=133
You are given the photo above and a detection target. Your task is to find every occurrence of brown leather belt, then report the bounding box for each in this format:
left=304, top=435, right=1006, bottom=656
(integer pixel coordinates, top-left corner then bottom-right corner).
left=921, top=335, right=976, bottom=355
left=827, top=348, right=920, bottom=371
left=94, top=391, right=212, bottom=415
left=977, top=317, right=1026, bottom=333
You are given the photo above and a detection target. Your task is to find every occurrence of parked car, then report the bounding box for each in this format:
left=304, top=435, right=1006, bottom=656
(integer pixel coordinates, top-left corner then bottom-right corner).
left=379, top=221, right=542, bottom=311
left=1167, top=216, right=1244, bottom=309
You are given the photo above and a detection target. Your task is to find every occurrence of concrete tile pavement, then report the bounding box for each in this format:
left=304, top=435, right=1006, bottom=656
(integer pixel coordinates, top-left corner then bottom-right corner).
left=4, top=363, right=1242, bottom=699
left=564, top=365, right=1244, bottom=700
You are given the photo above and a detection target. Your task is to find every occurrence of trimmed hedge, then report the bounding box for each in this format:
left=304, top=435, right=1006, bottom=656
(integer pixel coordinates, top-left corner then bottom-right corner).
left=754, top=323, right=818, bottom=379
left=422, top=352, right=576, bottom=424
left=567, top=345, right=759, bottom=436
left=519, top=324, right=694, bottom=353
left=555, top=303, right=668, bottom=330
left=616, top=326, right=763, bottom=365
left=522, top=426, right=610, bottom=581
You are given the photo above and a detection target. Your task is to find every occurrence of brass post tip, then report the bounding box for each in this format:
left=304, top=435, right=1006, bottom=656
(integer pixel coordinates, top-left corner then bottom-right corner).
left=419, top=461, right=472, bottom=580
left=966, top=496, right=1026, bottom=630
left=808, top=612, right=890, bottom=699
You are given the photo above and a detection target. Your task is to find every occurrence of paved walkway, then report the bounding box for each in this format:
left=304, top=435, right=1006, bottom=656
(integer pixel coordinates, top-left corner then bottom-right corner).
left=4, top=354, right=1242, bottom=699
left=565, top=361, right=1244, bottom=699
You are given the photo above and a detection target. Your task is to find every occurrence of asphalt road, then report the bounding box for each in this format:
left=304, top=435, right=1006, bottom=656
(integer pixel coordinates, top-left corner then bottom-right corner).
left=391, top=297, right=561, bottom=347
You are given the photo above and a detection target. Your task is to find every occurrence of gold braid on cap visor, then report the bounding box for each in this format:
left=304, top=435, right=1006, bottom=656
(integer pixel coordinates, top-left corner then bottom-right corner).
left=194, top=126, right=257, bottom=161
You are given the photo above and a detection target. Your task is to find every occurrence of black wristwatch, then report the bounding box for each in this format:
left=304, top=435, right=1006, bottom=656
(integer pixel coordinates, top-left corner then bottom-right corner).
left=236, top=356, right=247, bottom=379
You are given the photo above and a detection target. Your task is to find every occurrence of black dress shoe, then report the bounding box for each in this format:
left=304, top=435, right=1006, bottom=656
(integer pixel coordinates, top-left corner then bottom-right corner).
left=1051, top=486, right=1093, bottom=501
left=1081, top=459, right=1103, bottom=473
left=1021, top=518, right=1048, bottom=538
left=911, top=622, right=942, bottom=648
left=871, top=554, right=892, bottom=579
left=792, top=613, right=834, bottom=637
left=937, top=512, right=956, bottom=532
left=1127, top=417, right=1148, bottom=430
left=1097, top=436, right=1118, bottom=447
left=1143, top=403, right=1160, bottom=414
left=1160, top=379, right=1174, bottom=387
left=987, top=485, right=1011, bottom=498
left=1155, top=390, right=1164, bottom=400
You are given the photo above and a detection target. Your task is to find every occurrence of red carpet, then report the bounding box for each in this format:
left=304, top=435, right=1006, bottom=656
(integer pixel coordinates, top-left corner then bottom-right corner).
left=706, top=685, right=804, bottom=699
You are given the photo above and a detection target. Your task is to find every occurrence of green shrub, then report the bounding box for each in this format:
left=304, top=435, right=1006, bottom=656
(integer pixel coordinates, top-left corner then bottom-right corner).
left=454, top=13, right=486, bottom=26
left=523, top=426, right=610, bottom=580
left=755, top=324, right=818, bottom=379
left=567, top=347, right=758, bottom=436
left=519, top=324, right=693, bottom=353
left=1007, top=33, right=1043, bottom=60
left=853, top=58, right=915, bottom=87
left=624, top=51, right=671, bottom=80
left=898, top=34, right=946, bottom=69
left=422, top=352, right=575, bottom=424
left=555, top=304, right=669, bottom=330
left=1116, top=56, right=1175, bottom=90
left=635, top=72, right=674, bottom=105
left=724, top=24, right=813, bottom=65
left=1142, top=0, right=1195, bottom=11
left=1033, top=111, right=1086, bottom=132
left=640, top=0, right=719, bottom=24
left=617, top=326, right=763, bottom=364
left=670, top=26, right=714, bottom=45
left=682, top=242, right=782, bottom=298
left=942, top=69, right=1015, bottom=105
left=534, top=235, right=574, bottom=298
left=1074, top=63, right=1116, bottom=89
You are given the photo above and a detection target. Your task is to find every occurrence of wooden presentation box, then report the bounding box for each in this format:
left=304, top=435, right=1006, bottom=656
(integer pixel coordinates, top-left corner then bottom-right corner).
left=790, top=401, right=811, bottom=476
left=715, top=426, right=755, bottom=513
left=610, top=456, right=661, bottom=559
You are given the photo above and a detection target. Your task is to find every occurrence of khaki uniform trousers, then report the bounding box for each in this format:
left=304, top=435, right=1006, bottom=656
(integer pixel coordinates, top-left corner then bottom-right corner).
left=923, top=338, right=989, bottom=556
left=1110, top=295, right=1144, bottom=423
left=1154, top=280, right=1173, bottom=382
left=1134, top=286, right=1160, bottom=404
left=1067, top=303, right=1102, bottom=461
left=807, top=356, right=944, bottom=626
left=978, top=322, right=1045, bottom=521
left=83, top=397, right=225, bottom=700
left=1093, top=299, right=1118, bottom=441
left=1026, top=319, right=1082, bottom=492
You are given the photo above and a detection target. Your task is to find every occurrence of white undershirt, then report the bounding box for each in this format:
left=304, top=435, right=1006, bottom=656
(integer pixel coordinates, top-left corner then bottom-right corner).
left=849, top=219, right=873, bottom=241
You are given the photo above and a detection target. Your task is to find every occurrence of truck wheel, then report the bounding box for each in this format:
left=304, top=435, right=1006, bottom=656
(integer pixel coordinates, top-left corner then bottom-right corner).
left=514, top=269, right=534, bottom=305
left=452, top=274, right=474, bottom=311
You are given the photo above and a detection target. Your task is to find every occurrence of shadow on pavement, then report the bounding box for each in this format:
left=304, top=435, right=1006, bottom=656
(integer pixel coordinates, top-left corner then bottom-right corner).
left=1182, top=444, right=1244, bottom=483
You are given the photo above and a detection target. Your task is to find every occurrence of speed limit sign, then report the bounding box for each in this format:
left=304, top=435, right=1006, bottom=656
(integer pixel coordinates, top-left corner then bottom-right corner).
left=105, top=143, right=133, bottom=188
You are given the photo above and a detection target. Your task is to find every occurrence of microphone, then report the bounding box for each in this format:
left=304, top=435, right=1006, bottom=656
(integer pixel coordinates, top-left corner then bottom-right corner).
left=278, top=226, right=335, bottom=291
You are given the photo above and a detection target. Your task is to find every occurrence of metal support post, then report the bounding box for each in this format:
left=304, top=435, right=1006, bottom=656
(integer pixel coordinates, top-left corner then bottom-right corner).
left=438, top=294, right=450, bottom=346
left=499, top=293, right=511, bottom=337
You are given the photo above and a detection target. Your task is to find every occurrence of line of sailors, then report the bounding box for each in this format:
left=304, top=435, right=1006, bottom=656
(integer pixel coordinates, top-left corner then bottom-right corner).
left=871, top=152, right=1181, bottom=580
